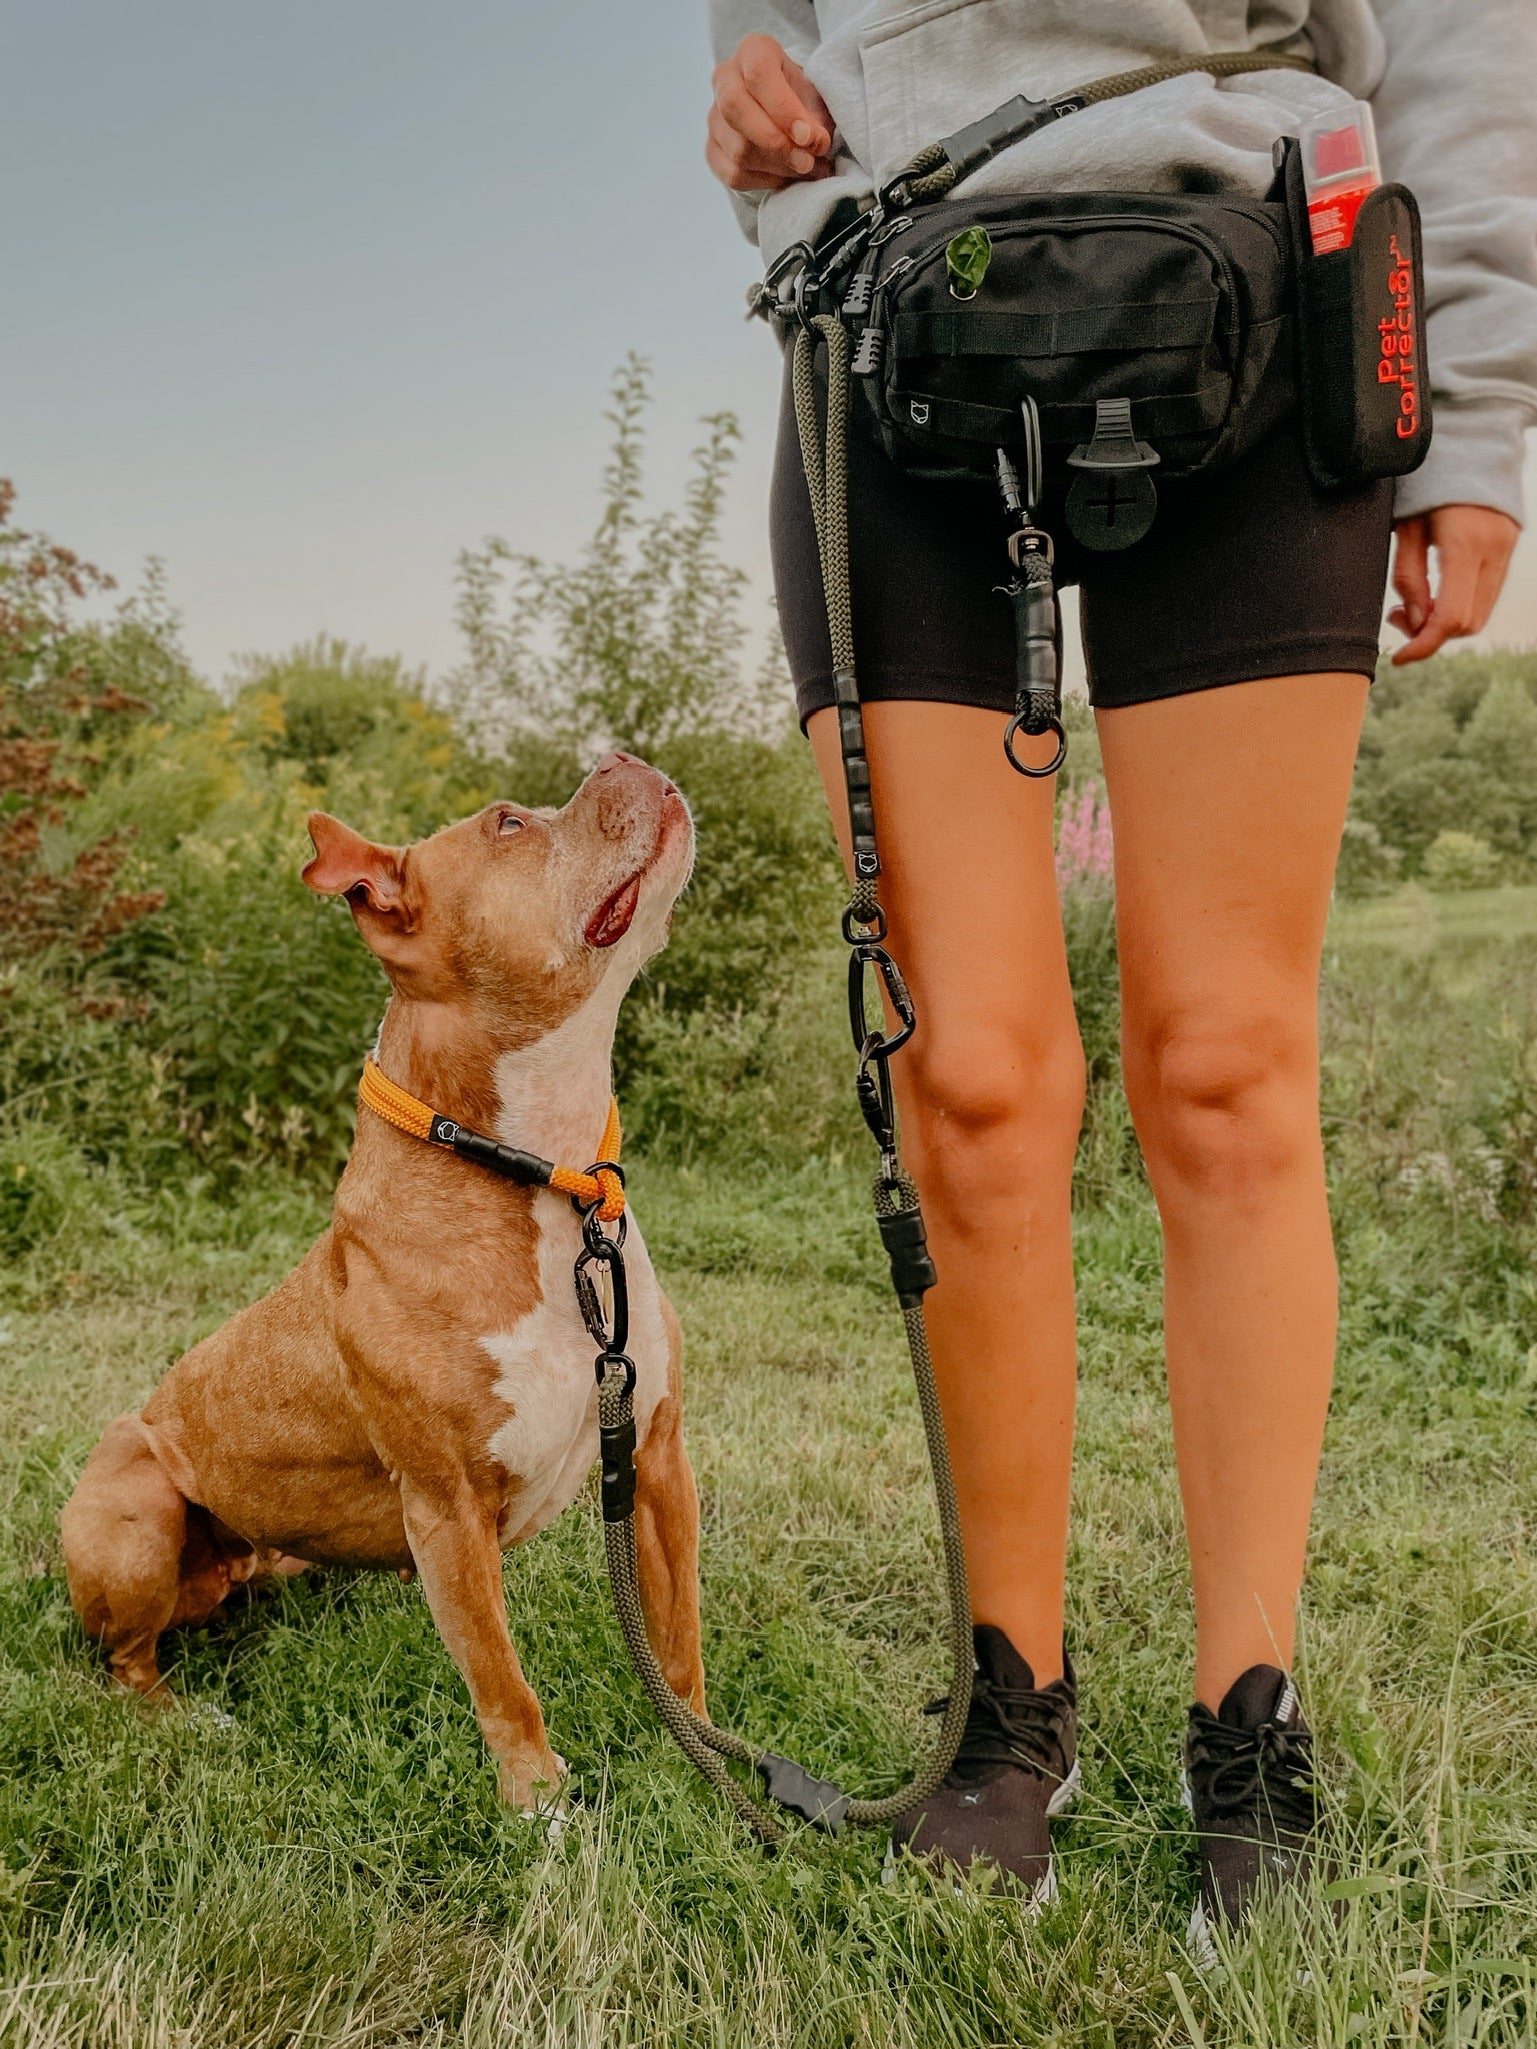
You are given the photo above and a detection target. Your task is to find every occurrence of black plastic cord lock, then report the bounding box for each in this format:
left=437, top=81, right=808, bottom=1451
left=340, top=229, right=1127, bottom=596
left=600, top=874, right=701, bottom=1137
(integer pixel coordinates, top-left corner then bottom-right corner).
left=876, top=1199, right=938, bottom=1307
left=756, top=1754, right=852, bottom=1834
left=599, top=1412, right=638, bottom=1523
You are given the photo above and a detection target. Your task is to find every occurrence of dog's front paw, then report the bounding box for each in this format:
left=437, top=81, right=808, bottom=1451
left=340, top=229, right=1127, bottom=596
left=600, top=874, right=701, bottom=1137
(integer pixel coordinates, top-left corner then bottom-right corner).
left=500, top=1746, right=568, bottom=1825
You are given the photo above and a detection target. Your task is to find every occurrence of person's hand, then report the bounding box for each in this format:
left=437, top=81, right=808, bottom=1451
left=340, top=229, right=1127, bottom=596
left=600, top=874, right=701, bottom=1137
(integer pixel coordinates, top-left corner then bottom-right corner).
left=1388, top=503, right=1520, bottom=664
left=707, top=35, right=835, bottom=193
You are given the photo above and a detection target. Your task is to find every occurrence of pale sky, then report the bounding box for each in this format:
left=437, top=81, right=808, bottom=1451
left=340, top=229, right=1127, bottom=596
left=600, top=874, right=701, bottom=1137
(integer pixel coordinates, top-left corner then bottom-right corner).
left=5, top=2, right=1535, bottom=688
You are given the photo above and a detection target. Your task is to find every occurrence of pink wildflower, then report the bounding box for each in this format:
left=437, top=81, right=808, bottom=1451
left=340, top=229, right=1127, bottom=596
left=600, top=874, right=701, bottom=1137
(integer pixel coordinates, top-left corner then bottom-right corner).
left=1055, top=781, right=1114, bottom=894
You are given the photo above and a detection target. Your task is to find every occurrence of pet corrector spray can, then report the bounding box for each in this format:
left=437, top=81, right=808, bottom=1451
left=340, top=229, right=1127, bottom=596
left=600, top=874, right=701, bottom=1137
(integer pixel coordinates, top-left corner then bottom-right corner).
left=1299, top=101, right=1382, bottom=255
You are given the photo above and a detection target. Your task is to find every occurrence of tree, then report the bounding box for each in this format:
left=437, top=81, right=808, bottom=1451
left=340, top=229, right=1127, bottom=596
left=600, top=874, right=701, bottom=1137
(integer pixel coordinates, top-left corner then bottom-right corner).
left=1460, top=673, right=1537, bottom=859
left=0, top=481, right=168, bottom=966
left=446, top=356, right=782, bottom=764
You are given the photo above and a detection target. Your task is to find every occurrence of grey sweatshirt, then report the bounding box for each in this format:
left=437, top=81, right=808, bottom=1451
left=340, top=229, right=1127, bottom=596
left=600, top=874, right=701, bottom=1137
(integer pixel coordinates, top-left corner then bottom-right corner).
left=709, top=0, right=1537, bottom=522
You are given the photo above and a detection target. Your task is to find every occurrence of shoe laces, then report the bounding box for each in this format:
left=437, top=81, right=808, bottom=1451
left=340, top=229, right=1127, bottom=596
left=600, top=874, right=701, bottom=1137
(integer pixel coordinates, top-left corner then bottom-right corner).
left=924, top=1673, right=1069, bottom=1784
left=1187, top=1710, right=1317, bottom=1836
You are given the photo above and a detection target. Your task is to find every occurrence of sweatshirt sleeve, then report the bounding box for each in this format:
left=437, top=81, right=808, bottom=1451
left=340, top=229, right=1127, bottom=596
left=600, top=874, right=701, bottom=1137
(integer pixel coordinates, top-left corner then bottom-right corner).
left=708, top=0, right=821, bottom=244
left=1368, top=0, right=1537, bottom=523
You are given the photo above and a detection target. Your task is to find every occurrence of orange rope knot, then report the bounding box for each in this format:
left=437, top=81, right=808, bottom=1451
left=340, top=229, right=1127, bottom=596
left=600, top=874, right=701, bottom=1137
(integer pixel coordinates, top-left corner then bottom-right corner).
left=549, top=1099, right=625, bottom=1221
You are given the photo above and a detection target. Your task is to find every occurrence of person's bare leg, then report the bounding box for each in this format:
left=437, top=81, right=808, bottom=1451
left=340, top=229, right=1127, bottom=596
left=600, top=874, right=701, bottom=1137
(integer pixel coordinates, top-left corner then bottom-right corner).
left=1098, top=672, right=1366, bottom=1707
left=809, top=701, right=1082, bottom=1682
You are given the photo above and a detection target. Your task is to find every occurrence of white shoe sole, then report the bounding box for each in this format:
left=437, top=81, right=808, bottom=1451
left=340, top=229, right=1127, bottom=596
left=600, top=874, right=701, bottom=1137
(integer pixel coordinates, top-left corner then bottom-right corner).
left=881, top=1756, right=1082, bottom=1907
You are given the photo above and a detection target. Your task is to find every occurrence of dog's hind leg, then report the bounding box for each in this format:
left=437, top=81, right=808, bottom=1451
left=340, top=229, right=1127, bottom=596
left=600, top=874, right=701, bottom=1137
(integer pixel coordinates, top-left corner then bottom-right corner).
left=61, top=1415, right=190, bottom=1696
left=632, top=1303, right=707, bottom=1716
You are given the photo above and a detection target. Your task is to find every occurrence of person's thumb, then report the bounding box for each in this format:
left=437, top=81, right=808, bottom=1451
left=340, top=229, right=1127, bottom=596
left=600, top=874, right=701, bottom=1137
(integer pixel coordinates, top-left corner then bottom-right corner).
left=781, top=53, right=834, bottom=155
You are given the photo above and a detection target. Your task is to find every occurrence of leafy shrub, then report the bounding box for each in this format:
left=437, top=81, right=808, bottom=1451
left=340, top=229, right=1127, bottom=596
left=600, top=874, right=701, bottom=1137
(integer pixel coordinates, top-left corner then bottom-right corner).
left=1335, top=816, right=1404, bottom=898
left=440, top=358, right=846, bottom=1156
left=0, top=482, right=172, bottom=969
left=1353, top=648, right=1537, bottom=877
left=1422, top=830, right=1502, bottom=893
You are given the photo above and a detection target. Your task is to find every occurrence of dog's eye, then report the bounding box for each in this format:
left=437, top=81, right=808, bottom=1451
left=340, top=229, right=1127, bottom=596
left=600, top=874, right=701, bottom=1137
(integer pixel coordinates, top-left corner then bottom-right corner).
left=498, top=811, right=526, bottom=837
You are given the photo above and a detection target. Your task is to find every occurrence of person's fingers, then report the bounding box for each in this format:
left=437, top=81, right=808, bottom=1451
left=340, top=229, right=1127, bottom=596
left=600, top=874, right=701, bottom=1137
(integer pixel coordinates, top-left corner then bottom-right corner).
left=1391, top=525, right=1482, bottom=665
left=1388, top=516, right=1437, bottom=664
left=780, top=54, right=835, bottom=153
left=738, top=35, right=832, bottom=156
left=711, top=72, right=818, bottom=176
left=705, top=130, right=789, bottom=193
left=1391, top=505, right=1521, bottom=665
left=706, top=104, right=792, bottom=182
left=1390, top=517, right=1431, bottom=630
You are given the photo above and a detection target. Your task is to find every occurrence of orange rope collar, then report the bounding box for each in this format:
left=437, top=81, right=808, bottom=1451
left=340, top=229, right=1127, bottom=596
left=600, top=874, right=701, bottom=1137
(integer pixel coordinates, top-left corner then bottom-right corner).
left=359, top=1055, right=625, bottom=1220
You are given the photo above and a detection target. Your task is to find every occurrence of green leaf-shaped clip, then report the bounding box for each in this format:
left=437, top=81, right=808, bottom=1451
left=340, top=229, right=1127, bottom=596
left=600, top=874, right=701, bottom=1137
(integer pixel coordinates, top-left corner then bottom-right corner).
left=945, top=225, right=992, bottom=300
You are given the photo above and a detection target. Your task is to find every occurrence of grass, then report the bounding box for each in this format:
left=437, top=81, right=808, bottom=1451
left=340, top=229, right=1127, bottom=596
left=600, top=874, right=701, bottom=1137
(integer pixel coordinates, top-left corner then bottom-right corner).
left=1332, top=883, right=1537, bottom=954
left=2, top=906, right=1537, bottom=2044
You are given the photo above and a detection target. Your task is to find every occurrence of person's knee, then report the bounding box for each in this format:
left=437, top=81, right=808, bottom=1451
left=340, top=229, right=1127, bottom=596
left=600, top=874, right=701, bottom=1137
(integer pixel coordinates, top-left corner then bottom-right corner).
left=1125, top=1012, right=1316, bottom=1204
left=901, top=1021, right=1085, bottom=1221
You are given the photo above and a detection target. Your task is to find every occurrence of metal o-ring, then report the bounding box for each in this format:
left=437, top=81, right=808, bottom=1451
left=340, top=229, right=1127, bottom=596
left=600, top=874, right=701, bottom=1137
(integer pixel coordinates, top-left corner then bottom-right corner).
left=1003, top=713, right=1067, bottom=779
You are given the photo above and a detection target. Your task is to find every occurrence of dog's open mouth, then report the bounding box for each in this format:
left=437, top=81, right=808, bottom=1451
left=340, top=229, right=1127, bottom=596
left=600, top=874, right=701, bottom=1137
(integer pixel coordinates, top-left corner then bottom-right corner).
left=584, top=791, right=689, bottom=950
left=585, top=872, right=644, bottom=949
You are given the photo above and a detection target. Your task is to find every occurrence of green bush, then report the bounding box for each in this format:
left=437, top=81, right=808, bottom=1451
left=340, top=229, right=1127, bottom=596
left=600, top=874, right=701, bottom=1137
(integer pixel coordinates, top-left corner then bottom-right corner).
left=1421, top=829, right=1502, bottom=893
left=7, top=405, right=1537, bottom=1260
left=1335, top=816, right=1404, bottom=898
left=1354, top=647, right=1537, bottom=877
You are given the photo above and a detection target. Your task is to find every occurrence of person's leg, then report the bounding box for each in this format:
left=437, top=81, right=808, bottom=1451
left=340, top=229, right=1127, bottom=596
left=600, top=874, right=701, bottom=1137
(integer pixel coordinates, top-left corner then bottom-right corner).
left=808, top=700, right=1083, bottom=1684
left=1096, top=672, right=1366, bottom=1709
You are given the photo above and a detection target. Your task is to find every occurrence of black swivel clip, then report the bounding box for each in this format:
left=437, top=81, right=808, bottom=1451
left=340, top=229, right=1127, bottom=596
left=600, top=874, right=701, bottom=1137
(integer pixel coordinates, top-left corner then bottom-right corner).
left=997, top=398, right=1066, bottom=779
left=574, top=1184, right=639, bottom=1524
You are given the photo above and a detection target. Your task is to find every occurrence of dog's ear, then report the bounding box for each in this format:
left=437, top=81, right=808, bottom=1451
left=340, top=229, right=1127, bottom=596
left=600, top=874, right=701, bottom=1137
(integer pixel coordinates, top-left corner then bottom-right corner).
left=302, top=814, right=407, bottom=919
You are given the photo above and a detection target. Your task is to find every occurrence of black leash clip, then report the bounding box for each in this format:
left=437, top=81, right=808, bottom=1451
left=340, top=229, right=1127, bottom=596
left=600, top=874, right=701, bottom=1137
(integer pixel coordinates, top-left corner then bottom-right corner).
left=996, top=411, right=1067, bottom=780
left=574, top=1196, right=629, bottom=1361
left=847, top=942, right=915, bottom=1062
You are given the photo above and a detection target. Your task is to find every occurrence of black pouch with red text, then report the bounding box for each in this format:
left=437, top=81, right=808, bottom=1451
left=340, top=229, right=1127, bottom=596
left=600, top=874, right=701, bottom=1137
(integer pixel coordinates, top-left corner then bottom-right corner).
left=1281, top=134, right=1432, bottom=490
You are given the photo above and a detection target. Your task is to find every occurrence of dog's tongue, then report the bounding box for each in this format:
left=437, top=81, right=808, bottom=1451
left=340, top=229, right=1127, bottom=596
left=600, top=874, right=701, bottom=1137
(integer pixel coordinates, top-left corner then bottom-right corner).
left=586, top=873, right=642, bottom=949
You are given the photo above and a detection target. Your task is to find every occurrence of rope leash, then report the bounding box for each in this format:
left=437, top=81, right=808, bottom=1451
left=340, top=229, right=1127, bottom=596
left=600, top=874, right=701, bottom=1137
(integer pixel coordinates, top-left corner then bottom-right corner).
left=579, top=311, right=975, bottom=1846
left=356, top=1010, right=973, bottom=1841
left=884, top=48, right=1316, bottom=208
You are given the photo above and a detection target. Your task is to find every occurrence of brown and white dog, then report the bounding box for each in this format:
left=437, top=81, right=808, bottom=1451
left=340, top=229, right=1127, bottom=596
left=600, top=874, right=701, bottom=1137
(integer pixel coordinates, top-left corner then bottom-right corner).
left=61, top=753, right=705, bottom=1811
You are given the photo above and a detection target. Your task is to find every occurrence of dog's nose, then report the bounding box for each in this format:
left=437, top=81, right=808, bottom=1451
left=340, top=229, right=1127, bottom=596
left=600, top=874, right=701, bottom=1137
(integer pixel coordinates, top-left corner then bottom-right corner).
left=595, top=751, right=641, bottom=775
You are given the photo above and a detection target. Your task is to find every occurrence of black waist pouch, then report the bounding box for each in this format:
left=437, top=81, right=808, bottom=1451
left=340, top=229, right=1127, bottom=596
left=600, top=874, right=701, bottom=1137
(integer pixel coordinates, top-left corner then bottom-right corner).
left=841, top=139, right=1430, bottom=497
left=846, top=187, right=1297, bottom=488
left=1282, top=136, right=1432, bottom=487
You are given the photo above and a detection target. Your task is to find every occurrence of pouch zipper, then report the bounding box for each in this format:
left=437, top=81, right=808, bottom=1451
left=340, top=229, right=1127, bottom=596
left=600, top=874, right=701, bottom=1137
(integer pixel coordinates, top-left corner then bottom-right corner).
left=883, top=212, right=1247, bottom=396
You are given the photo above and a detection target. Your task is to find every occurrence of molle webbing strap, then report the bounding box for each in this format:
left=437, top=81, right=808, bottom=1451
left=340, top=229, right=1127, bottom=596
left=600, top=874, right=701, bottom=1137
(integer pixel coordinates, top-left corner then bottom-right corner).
left=891, top=47, right=1316, bottom=206
left=893, top=296, right=1219, bottom=361
left=891, top=377, right=1232, bottom=448
left=358, top=1056, right=625, bottom=1221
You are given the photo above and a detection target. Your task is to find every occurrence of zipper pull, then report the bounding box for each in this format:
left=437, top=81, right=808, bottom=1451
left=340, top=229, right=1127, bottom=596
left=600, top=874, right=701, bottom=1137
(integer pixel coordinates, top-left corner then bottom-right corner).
left=842, top=250, right=879, bottom=319
left=850, top=326, right=884, bottom=377
left=850, top=254, right=913, bottom=378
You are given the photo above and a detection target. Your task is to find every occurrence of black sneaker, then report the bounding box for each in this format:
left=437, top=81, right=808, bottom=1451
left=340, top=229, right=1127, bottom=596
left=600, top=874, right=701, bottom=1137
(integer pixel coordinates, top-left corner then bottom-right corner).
left=887, top=1626, right=1080, bottom=1899
left=1184, top=1664, right=1319, bottom=1963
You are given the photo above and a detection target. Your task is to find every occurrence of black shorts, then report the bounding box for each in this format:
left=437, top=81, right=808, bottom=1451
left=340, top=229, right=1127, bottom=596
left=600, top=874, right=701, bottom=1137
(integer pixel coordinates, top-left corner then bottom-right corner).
left=770, top=351, right=1395, bottom=725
